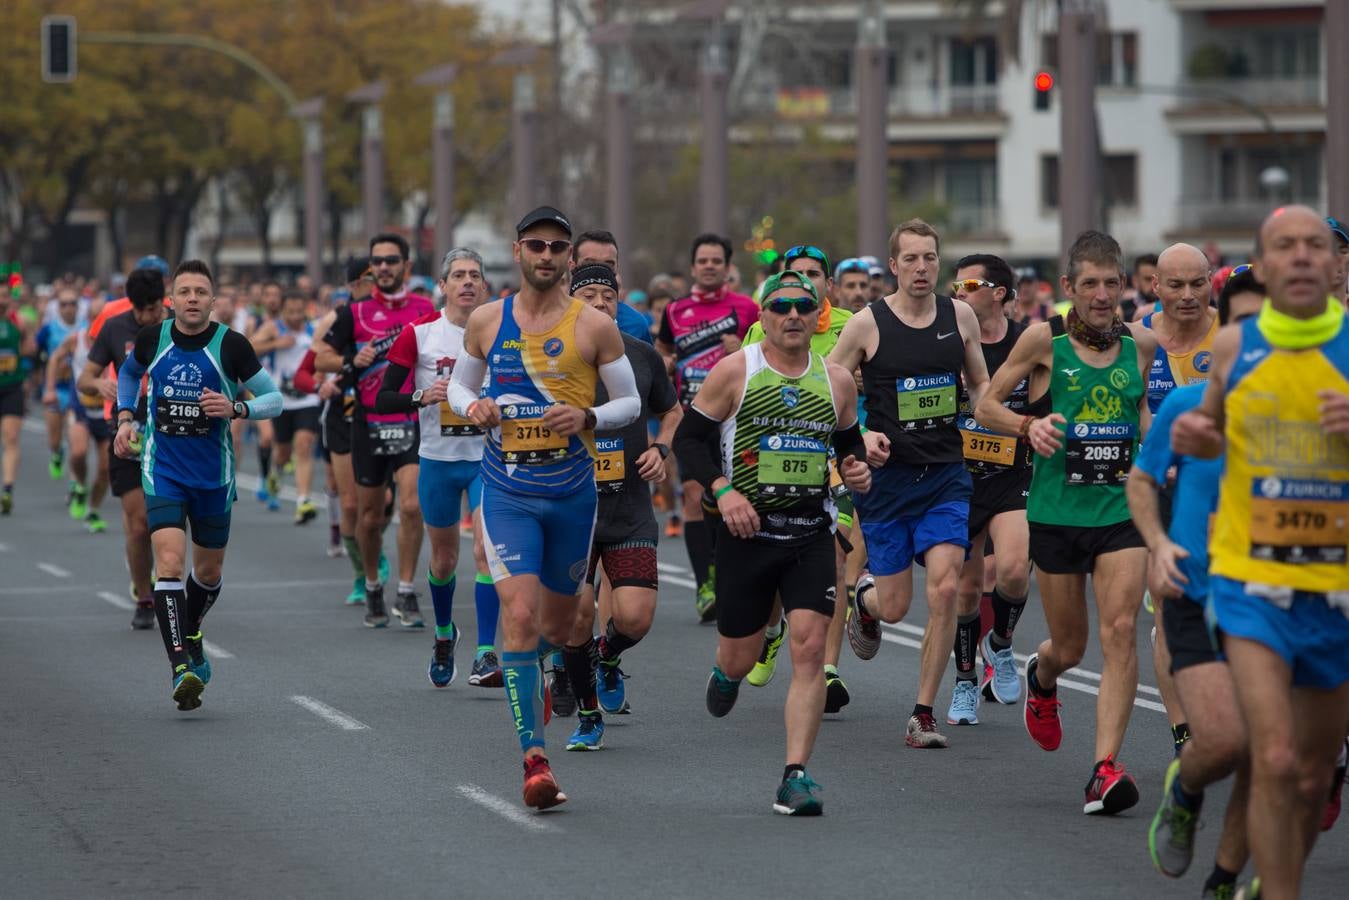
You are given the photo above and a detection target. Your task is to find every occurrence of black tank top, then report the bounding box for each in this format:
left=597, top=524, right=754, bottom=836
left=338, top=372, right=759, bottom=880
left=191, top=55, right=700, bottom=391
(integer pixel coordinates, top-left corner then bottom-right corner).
left=862, top=295, right=965, bottom=466
left=958, top=317, right=1033, bottom=477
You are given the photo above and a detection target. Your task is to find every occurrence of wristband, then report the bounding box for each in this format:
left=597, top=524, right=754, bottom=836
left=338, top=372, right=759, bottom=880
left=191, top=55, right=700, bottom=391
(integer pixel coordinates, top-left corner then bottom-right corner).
left=1018, top=415, right=1034, bottom=437
left=713, top=483, right=735, bottom=500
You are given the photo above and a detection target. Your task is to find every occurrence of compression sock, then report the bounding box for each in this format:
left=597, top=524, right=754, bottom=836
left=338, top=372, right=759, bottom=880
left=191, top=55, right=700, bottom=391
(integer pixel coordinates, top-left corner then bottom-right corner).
left=258, top=445, right=272, bottom=483
left=599, top=618, right=641, bottom=661
left=474, top=573, right=499, bottom=652
left=990, top=588, right=1027, bottom=649
left=954, top=611, right=980, bottom=680
left=1171, top=772, right=1204, bottom=813
left=152, top=579, right=190, bottom=669
left=1203, top=866, right=1238, bottom=895
left=427, top=570, right=455, bottom=640
left=683, top=519, right=713, bottom=588
left=342, top=534, right=364, bottom=578
left=564, top=638, right=599, bottom=713
left=326, top=488, right=340, bottom=526
left=501, top=651, right=545, bottom=753
left=185, top=570, right=221, bottom=631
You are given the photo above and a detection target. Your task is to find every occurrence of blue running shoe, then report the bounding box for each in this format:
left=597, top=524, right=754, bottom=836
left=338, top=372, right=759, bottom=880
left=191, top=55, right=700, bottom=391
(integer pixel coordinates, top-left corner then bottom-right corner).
left=566, top=711, right=604, bottom=751
left=186, top=634, right=212, bottom=685
left=596, top=659, right=627, bottom=714
left=705, top=666, right=740, bottom=718
left=266, top=494, right=281, bottom=512
left=429, top=633, right=456, bottom=687
left=980, top=631, right=1021, bottom=705
left=345, top=576, right=365, bottom=606
left=172, top=666, right=204, bottom=711
left=773, top=769, right=823, bottom=816
left=377, top=553, right=390, bottom=585
left=255, top=485, right=269, bottom=503
left=946, top=678, right=980, bottom=725
left=468, top=650, right=504, bottom=687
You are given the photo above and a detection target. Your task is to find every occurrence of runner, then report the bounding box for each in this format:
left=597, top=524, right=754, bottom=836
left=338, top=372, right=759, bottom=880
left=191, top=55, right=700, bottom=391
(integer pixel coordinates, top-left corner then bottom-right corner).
left=1131, top=274, right=1265, bottom=896
left=656, top=233, right=759, bottom=622
left=675, top=269, right=870, bottom=815
left=557, top=263, right=681, bottom=750
left=1123, top=253, right=1160, bottom=322
left=378, top=247, right=503, bottom=688
left=79, top=268, right=167, bottom=628
left=250, top=289, right=321, bottom=525
left=0, top=281, right=35, bottom=514
left=832, top=258, right=872, bottom=314
left=948, top=254, right=1032, bottom=723
left=829, top=218, right=990, bottom=749
left=1173, top=205, right=1349, bottom=899
left=316, top=234, right=434, bottom=629
left=36, top=287, right=83, bottom=483
left=446, top=206, right=640, bottom=809
left=570, top=231, right=654, bottom=345
left=111, top=259, right=281, bottom=710
left=44, top=315, right=111, bottom=531
left=974, top=229, right=1154, bottom=814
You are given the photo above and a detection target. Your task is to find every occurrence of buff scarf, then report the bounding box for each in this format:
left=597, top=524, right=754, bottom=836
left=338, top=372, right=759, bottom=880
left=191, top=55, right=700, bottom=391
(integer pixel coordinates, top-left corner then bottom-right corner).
left=1065, top=307, right=1126, bottom=351
left=1256, top=297, right=1345, bottom=350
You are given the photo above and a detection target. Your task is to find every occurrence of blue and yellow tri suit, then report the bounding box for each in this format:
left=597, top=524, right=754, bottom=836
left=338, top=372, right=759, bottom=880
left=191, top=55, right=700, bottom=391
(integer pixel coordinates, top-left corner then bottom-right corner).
left=1141, top=312, right=1218, bottom=414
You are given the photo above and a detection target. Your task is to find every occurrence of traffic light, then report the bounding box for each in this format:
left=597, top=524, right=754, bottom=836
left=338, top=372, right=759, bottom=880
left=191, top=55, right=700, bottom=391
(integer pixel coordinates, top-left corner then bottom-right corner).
left=41, top=16, right=77, bottom=83
left=1033, top=70, right=1054, bottom=111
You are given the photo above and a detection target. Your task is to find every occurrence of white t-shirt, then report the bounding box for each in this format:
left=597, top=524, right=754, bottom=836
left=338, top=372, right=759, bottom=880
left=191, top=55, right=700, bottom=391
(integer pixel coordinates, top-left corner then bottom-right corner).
left=387, top=311, right=485, bottom=462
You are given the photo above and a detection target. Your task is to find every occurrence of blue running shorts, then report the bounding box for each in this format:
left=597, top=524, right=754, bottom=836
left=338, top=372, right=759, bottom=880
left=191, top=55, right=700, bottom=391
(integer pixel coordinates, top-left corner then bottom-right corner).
left=480, top=481, right=597, bottom=595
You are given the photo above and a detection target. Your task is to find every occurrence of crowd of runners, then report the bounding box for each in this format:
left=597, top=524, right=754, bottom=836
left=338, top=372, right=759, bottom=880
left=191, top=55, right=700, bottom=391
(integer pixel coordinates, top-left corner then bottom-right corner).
left=1, top=203, right=1346, bottom=900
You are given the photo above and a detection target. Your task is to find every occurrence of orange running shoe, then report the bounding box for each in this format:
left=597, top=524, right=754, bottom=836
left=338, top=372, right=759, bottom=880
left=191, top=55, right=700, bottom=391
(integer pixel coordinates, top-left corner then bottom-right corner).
left=522, top=755, right=567, bottom=810
left=664, top=515, right=682, bottom=538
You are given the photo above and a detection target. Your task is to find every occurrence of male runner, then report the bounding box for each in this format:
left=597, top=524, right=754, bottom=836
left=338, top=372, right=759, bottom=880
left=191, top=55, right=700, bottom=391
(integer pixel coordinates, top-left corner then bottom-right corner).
left=1124, top=253, right=1160, bottom=322
left=1173, top=206, right=1349, bottom=900
left=378, top=247, right=503, bottom=688
left=829, top=219, right=990, bottom=749
left=316, top=233, right=433, bottom=628
left=1132, top=277, right=1265, bottom=896
left=45, top=313, right=111, bottom=530
left=447, top=206, right=640, bottom=810
left=676, top=269, right=870, bottom=815
left=0, top=282, right=35, bottom=514
left=558, top=263, right=681, bottom=750
left=948, top=254, right=1033, bottom=724
left=112, top=260, right=281, bottom=710
left=656, top=233, right=759, bottom=621
left=251, top=289, right=321, bottom=525
left=570, top=230, right=654, bottom=344
left=975, top=230, right=1155, bottom=815
left=80, top=268, right=167, bottom=628
left=36, top=287, right=82, bottom=482
left=832, top=258, right=872, bottom=314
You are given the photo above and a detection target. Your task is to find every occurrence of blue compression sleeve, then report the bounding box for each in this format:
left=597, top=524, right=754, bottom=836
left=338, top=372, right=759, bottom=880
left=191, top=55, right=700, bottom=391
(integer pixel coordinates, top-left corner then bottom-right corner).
left=240, top=369, right=282, bottom=420
left=502, top=651, right=545, bottom=752
left=116, top=353, right=147, bottom=416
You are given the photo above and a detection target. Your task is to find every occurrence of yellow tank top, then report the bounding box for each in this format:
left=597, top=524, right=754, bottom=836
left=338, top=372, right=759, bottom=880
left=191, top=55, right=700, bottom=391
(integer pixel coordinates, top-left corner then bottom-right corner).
left=1210, top=316, right=1349, bottom=592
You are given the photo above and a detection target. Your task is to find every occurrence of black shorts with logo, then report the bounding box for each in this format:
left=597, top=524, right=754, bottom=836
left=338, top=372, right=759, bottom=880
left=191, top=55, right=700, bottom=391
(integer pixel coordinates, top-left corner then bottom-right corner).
left=1164, top=595, right=1221, bottom=674
left=351, top=414, right=419, bottom=487
left=109, top=440, right=142, bottom=498
left=714, top=526, right=836, bottom=639
left=1028, top=519, right=1145, bottom=575
left=320, top=402, right=351, bottom=459
left=967, top=468, right=1031, bottom=539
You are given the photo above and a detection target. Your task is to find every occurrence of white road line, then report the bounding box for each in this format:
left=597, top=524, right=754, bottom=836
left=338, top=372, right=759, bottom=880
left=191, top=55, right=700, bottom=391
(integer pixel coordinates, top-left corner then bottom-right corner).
left=0, top=541, right=10, bottom=552
left=234, top=471, right=300, bottom=503
left=290, top=695, right=369, bottom=731
left=98, top=590, right=134, bottom=610
left=656, top=561, right=690, bottom=575
left=455, top=783, right=561, bottom=833
left=37, top=562, right=72, bottom=578
left=203, top=640, right=235, bottom=659
left=662, top=574, right=698, bottom=589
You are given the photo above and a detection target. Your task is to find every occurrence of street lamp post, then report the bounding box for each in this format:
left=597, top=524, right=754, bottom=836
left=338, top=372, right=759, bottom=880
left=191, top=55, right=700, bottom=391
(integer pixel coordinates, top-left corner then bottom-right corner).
left=698, top=25, right=730, bottom=236
left=347, top=81, right=388, bottom=239
left=605, top=40, right=636, bottom=285
left=511, top=72, right=540, bottom=218
left=1057, top=4, right=1100, bottom=267
left=293, top=97, right=325, bottom=285
left=416, top=64, right=460, bottom=267
left=856, top=0, right=889, bottom=264
left=1327, top=0, right=1349, bottom=218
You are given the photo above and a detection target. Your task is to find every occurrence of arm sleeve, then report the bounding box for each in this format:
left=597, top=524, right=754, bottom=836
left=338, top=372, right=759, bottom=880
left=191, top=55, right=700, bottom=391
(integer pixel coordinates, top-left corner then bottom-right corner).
left=591, top=356, right=641, bottom=430
left=323, top=305, right=355, bottom=351
left=447, top=353, right=487, bottom=418
left=376, top=361, right=416, bottom=414
left=241, top=369, right=282, bottom=420
left=292, top=349, right=319, bottom=394
left=831, top=421, right=867, bottom=463
left=116, top=353, right=147, bottom=416
left=221, top=330, right=263, bottom=384
left=672, top=405, right=724, bottom=491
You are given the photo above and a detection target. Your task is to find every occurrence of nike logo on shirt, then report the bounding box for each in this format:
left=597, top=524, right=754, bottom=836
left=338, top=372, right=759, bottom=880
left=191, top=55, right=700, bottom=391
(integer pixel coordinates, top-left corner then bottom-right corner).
left=937, top=331, right=956, bottom=340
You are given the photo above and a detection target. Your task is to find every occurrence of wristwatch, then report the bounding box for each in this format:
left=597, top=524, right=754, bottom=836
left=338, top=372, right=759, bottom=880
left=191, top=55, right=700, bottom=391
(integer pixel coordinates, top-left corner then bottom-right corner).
left=583, top=408, right=598, bottom=431
left=411, top=389, right=425, bottom=408
left=232, top=400, right=248, bottom=419
left=653, top=442, right=671, bottom=459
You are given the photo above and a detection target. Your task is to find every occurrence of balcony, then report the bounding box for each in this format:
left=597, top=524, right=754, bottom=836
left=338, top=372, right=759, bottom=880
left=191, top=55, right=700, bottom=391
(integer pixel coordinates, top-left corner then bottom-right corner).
left=754, top=82, right=1000, bottom=120
left=1174, top=76, right=1323, bottom=111
left=1173, top=195, right=1322, bottom=233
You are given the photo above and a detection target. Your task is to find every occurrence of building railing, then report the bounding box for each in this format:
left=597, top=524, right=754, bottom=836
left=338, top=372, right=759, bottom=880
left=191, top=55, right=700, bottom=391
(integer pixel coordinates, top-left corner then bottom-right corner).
left=1176, top=195, right=1322, bottom=231
left=736, top=81, right=1001, bottom=119
left=1175, top=76, right=1323, bottom=109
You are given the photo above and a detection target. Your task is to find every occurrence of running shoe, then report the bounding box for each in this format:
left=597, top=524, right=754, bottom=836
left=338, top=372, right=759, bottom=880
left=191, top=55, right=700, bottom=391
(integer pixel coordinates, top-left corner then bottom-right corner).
left=68, top=484, right=88, bottom=520
left=596, top=659, right=627, bottom=714
left=522, top=755, right=567, bottom=810
left=186, top=634, right=212, bottom=685
left=345, top=576, right=365, bottom=606
left=946, top=680, right=980, bottom=726
left=824, top=666, right=850, bottom=713
left=266, top=471, right=280, bottom=498
left=1232, top=879, right=1261, bottom=900
left=1172, top=723, right=1192, bottom=758
left=773, top=769, right=823, bottom=816
left=550, top=663, right=576, bottom=717
left=392, top=590, right=425, bottom=628
left=1149, top=758, right=1199, bottom=876
left=85, top=511, right=107, bottom=533
left=428, top=634, right=456, bottom=687
left=664, top=514, right=681, bottom=538
left=266, top=494, right=281, bottom=512
left=1023, top=653, right=1063, bottom=751
left=1203, top=885, right=1238, bottom=900
left=905, top=712, right=949, bottom=748
left=49, top=451, right=64, bottom=480
left=363, top=585, right=389, bottom=628
left=131, top=601, right=156, bottom=631
left=1144, top=589, right=1155, bottom=615
left=566, top=711, right=605, bottom=751
left=747, top=623, right=786, bottom=687
left=172, top=666, right=204, bottom=711
left=255, top=484, right=269, bottom=503
left=0, top=490, right=10, bottom=515
left=1321, top=737, right=1348, bottom=832
left=294, top=499, right=318, bottom=525
left=327, top=526, right=345, bottom=557
left=845, top=574, right=881, bottom=660
left=468, top=651, right=504, bottom=688
left=705, top=667, right=740, bottom=718
left=1083, top=754, right=1139, bottom=815
left=695, top=575, right=717, bottom=624
left=980, top=631, right=1021, bottom=704
left=459, top=512, right=473, bottom=533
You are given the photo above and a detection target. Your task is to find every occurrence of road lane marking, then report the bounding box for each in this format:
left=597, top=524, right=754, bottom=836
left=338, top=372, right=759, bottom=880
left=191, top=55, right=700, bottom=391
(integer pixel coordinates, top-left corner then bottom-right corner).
left=98, top=590, right=134, bottom=610
left=0, top=541, right=10, bottom=552
left=661, top=574, right=698, bottom=589
left=203, top=640, right=234, bottom=659
left=656, top=562, right=689, bottom=575
left=37, top=562, right=72, bottom=578
left=456, top=783, right=561, bottom=833
left=290, top=695, right=369, bottom=731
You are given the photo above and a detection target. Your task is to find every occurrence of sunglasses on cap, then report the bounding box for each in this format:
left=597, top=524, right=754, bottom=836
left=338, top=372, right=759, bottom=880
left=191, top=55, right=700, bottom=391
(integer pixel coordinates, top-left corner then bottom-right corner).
left=369, top=255, right=404, bottom=268
left=784, top=244, right=830, bottom=274
left=519, top=238, right=572, bottom=255
left=1226, top=263, right=1252, bottom=283
left=951, top=278, right=998, bottom=295
left=764, top=297, right=819, bottom=317
left=835, top=258, right=869, bottom=277
left=1326, top=217, right=1349, bottom=245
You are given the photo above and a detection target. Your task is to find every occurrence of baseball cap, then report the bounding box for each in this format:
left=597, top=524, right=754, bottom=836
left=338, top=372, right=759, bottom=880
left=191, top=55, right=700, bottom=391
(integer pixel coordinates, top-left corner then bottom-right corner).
left=515, top=206, right=573, bottom=238
left=758, top=270, right=819, bottom=306
left=345, top=256, right=371, bottom=283
left=135, top=255, right=170, bottom=277
left=1326, top=216, right=1349, bottom=247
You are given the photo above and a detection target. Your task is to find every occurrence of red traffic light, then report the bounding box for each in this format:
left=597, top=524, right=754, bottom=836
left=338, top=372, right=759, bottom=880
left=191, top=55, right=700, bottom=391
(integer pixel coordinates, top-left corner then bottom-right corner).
left=1034, top=71, right=1054, bottom=92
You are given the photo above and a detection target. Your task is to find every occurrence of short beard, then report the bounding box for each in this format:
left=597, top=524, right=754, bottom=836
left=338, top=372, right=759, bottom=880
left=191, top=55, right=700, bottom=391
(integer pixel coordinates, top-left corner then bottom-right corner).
left=523, top=265, right=565, bottom=292
left=376, top=273, right=404, bottom=293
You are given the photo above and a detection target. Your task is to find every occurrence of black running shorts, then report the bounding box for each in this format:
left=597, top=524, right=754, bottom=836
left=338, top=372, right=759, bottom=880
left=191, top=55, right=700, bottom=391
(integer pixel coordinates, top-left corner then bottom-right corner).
left=967, top=468, right=1030, bottom=539
left=109, top=441, right=142, bottom=498
left=1028, top=520, right=1145, bottom=575
left=1163, top=595, right=1221, bottom=674
left=714, top=526, right=836, bottom=639
left=274, top=406, right=320, bottom=444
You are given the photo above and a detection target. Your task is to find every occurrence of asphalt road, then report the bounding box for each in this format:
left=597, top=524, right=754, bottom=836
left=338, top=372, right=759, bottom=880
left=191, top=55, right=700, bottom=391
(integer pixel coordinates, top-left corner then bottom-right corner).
left=1, top=416, right=1344, bottom=899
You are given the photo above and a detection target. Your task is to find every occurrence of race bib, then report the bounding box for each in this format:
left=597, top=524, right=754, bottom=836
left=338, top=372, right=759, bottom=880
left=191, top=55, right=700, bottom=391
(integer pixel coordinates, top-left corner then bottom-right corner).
left=1248, top=477, right=1348, bottom=565
left=501, top=404, right=569, bottom=465
left=1064, top=422, right=1133, bottom=486
left=79, top=389, right=104, bottom=411
left=896, top=373, right=957, bottom=427
left=0, top=351, right=16, bottom=373
left=679, top=366, right=711, bottom=406
left=366, top=420, right=416, bottom=456
left=343, top=392, right=355, bottom=422
left=154, top=396, right=212, bottom=436
left=960, top=418, right=1016, bottom=467
left=828, top=457, right=847, bottom=500
left=439, top=402, right=483, bottom=437
left=757, top=434, right=827, bottom=498
left=594, top=437, right=625, bottom=493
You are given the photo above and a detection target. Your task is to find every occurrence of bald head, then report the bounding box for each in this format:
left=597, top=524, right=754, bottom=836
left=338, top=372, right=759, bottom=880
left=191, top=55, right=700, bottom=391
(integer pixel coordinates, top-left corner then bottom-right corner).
left=1153, top=243, right=1211, bottom=322
left=1253, top=204, right=1336, bottom=315
left=1157, top=243, right=1208, bottom=273
left=1255, top=205, right=1330, bottom=259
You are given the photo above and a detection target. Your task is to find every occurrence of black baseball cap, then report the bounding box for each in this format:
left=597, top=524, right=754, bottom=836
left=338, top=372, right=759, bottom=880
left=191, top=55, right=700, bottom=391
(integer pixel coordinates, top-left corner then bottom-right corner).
left=345, top=256, right=371, bottom=283
left=515, top=206, right=572, bottom=238
left=1326, top=216, right=1349, bottom=248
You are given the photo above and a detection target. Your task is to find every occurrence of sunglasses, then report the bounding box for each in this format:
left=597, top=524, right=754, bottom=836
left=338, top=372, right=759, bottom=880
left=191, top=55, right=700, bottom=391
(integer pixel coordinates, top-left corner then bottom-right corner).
left=785, top=244, right=830, bottom=273
left=951, top=278, right=998, bottom=294
left=1226, top=263, right=1252, bottom=283
left=519, top=239, right=572, bottom=255
left=369, top=255, right=404, bottom=268
left=764, top=297, right=819, bottom=317
left=835, top=258, right=869, bottom=277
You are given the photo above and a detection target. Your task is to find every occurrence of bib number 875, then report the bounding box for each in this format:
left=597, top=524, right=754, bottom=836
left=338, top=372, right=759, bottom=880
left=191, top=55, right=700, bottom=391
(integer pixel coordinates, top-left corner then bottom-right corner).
left=780, top=458, right=812, bottom=474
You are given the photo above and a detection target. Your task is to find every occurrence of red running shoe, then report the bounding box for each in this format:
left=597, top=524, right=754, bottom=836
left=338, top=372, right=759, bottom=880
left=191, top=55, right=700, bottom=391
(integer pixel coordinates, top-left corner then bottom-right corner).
left=1083, top=754, right=1139, bottom=815
left=1023, top=654, right=1062, bottom=751
left=522, top=755, right=567, bottom=810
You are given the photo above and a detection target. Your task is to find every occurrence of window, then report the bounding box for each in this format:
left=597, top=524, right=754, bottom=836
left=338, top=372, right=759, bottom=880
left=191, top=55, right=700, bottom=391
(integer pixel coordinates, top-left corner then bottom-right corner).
left=1041, top=153, right=1138, bottom=210
left=1041, top=31, right=1137, bottom=87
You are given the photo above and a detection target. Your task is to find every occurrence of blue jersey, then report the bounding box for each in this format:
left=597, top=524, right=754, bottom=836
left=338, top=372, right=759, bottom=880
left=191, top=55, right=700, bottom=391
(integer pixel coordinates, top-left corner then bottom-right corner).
left=1134, top=383, right=1222, bottom=603
left=615, top=302, right=654, bottom=345
left=38, top=319, right=79, bottom=385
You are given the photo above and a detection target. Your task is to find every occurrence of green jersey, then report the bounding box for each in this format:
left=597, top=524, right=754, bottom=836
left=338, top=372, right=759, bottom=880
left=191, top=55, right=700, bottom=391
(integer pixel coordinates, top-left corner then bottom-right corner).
left=1026, top=317, right=1144, bottom=528
left=0, top=311, right=24, bottom=388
